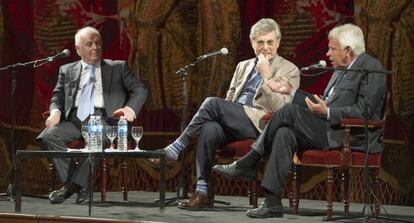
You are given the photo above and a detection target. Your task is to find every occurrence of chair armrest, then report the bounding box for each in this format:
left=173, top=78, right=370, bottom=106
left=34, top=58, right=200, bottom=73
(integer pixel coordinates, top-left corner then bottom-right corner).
left=261, top=112, right=273, bottom=122
left=340, top=118, right=384, bottom=166
left=341, top=118, right=384, bottom=129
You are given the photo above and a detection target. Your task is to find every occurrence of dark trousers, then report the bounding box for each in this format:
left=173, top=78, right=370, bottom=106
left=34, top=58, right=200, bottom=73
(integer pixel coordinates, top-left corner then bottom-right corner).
left=251, top=103, right=329, bottom=195
left=183, top=97, right=259, bottom=181
left=36, top=108, right=109, bottom=188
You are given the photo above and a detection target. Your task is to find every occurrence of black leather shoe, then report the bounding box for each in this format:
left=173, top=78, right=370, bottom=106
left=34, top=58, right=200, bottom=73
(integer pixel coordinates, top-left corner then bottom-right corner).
left=75, top=187, right=89, bottom=204
left=49, top=182, right=79, bottom=204
left=213, top=161, right=256, bottom=181
left=246, top=197, right=284, bottom=218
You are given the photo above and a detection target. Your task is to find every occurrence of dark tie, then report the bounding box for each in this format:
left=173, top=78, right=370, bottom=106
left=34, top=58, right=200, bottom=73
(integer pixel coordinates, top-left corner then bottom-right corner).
left=76, top=64, right=95, bottom=121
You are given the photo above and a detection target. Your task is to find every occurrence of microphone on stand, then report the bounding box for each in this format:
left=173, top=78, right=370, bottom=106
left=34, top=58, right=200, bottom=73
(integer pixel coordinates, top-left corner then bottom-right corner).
left=47, top=49, right=71, bottom=62
left=300, top=60, right=327, bottom=71
left=197, top=47, right=228, bottom=60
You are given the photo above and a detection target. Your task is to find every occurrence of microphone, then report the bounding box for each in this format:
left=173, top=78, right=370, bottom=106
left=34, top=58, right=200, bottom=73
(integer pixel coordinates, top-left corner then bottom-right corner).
left=197, top=47, right=228, bottom=60
left=301, top=60, right=327, bottom=71
left=48, top=49, right=70, bottom=62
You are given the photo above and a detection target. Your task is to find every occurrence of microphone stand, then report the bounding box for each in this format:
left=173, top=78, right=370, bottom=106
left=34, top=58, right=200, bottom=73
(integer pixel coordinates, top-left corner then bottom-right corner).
left=161, top=58, right=202, bottom=205
left=162, top=54, right=232, bottom=205
left=311, top=66, right=409, bottom=222
left=0, top=56, right=61, bottom=201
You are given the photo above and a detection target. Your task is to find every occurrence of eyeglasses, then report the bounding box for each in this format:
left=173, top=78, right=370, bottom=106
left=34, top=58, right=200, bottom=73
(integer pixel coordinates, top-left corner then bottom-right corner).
left=254, top=39, right=276, bottom=47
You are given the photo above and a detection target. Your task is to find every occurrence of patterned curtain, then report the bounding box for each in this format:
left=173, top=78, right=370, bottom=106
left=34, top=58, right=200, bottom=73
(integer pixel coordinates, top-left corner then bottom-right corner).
left=0, top=0, right=412, bottom=204
left=354, top=0, right=414, bottom=200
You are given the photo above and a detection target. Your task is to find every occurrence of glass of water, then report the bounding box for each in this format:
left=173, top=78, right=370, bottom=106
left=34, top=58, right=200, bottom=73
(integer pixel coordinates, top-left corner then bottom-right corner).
left=106, top=126, right=117, bottom=150
left=131, top=126, right=143, bottom=151
left=81, top=125, right=89, bottom=151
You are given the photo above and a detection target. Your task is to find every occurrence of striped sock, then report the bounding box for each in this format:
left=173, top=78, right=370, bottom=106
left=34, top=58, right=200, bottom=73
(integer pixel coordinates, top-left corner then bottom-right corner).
left=196, top=179, right=208, bottom=195
left=164, top=139, right=186, bottom=160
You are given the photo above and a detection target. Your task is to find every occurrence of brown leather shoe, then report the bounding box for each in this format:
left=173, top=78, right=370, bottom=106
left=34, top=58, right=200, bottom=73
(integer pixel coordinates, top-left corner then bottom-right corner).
left=177, top=191, right=213, bottom=210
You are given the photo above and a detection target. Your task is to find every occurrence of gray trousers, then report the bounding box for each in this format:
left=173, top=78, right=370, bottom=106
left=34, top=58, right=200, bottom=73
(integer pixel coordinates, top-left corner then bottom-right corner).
left=183, top=97, right=259, bottom=181
left=251, top=103, right=329, bottom=195
left=36, top=108, right=110, bottom=188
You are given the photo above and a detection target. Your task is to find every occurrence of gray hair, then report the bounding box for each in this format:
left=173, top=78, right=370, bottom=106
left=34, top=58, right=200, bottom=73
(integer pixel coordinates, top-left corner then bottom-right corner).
left=74, top=26, right=101, bottom=46
left=250, top=18, right=281, bottom=41
left=328, top=23, right=366, bottom=56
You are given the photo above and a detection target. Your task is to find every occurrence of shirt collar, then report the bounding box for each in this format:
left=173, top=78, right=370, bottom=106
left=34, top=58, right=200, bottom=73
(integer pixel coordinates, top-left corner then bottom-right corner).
left=347, top=55, right=359, bottom=69
left=81, top=60, right=100, bottom=70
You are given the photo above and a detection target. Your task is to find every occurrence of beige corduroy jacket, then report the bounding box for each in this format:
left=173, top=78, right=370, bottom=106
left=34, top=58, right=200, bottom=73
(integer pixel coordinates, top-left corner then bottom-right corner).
left=225, top=55, right=300, bottom=132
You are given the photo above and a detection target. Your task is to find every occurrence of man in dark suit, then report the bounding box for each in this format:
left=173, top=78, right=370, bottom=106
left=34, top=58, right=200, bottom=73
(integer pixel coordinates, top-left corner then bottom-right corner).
left=213, top=23, right=387, bottom=218
left=36, top=26, right=147, bottom=204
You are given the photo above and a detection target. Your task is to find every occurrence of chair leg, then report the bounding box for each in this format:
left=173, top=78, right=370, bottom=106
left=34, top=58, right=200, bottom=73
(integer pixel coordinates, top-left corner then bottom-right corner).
left=325, top=167, right=335, bottom=221
left=372, top=168, right=381, bottom=216
left=209, top=171, right=216, bottom=202
left=100, top=158, right=107, bottom=203
left=49, top=162, right=56, bottom=192
left=248, top=180, right=253, bottom=205
left=121, top=159, right=128, bottom=201
left=246, top=168, right=258, bottom=208
left=287, top=167, right=294, bottom=208
left=208, top=169, right=232, bottom=206
left=342, top=169, right=350, bottom=214
left=251, top=179, right=258, bottom=208
left=292, top=165, right=300, bottom=215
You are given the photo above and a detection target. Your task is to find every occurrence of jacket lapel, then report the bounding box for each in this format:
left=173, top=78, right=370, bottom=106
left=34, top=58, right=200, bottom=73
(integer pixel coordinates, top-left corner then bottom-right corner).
left=323, top=71, right=340, bottom=98
left=70, top=61, right=82, bottom=99
left=100, top=60, right=112, bottom=104
left=233, top=59, right=256, bottom=100
left=269, top=55, right=281, bottom=79
left=326, top=54, right=367, bottom=103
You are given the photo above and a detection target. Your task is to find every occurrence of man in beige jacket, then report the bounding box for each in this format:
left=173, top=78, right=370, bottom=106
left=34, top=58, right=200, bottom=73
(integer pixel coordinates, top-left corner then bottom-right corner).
left=156, top=18, right=299, bottom=210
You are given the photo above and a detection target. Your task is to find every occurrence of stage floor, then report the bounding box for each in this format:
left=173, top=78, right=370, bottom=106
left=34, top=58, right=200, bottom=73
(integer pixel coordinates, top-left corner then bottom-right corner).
left=1, top=191, right=413, bottom=223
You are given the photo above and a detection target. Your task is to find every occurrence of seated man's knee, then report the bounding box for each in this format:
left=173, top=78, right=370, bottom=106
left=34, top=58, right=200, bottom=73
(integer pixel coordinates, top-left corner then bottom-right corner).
left=276, top=103, right=298, bottom=118
left=280, top=103, right=296, bottom=113
left=41, top=129, right=60, bottom=147
left=200, top=97, right=220, bottom=108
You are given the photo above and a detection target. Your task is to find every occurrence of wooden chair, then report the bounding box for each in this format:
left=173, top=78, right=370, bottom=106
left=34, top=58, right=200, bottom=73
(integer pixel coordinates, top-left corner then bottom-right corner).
left=291, top=92, right=390, bottom=220
left=213, top=140, right=259, bottom=207
left=211, top=112, right=275, bottom=208
left=42, top=111, right=128, bottom=203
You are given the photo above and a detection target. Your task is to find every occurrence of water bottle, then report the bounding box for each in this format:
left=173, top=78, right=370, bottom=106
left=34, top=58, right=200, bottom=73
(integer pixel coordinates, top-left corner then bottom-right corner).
left=87, top=116, right=96, bottom=151
left=117, top=116, right=128, bottom=151
left=95, top=116, right=103, bottom=152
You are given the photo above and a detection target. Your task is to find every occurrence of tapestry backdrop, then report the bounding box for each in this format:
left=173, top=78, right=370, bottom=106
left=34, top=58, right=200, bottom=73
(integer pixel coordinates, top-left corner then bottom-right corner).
left=0, top=0, right=413, bottom=205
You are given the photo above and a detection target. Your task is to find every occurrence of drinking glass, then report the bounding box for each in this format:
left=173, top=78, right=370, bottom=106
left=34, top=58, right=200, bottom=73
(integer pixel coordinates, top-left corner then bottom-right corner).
left=131, top=126, right=144, bottom=151
left=81, top=125, right=89, bottom=151
left=106, top=126, right=117, bottom=150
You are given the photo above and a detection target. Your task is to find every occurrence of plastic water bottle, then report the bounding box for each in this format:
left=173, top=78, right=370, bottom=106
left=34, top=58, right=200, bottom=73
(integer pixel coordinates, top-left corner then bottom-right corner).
left=88, top=116, right=96, bottom=151
left=95, top=116, right=103, bottom=152
left=117, top=116, right=128, bottom=151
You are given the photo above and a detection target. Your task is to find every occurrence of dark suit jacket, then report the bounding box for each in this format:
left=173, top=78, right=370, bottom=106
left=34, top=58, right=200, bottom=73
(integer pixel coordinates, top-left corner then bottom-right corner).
left=293, top=53, right=387, bottom=153
left=49, top=59, right=147, bottom=123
